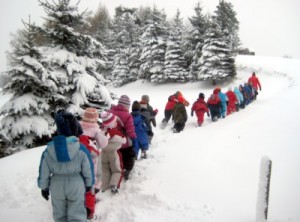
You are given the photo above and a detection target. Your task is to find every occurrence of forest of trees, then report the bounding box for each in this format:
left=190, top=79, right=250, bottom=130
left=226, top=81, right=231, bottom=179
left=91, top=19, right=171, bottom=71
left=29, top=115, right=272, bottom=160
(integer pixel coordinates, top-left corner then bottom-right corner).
left=0, top=0, right=244, bottom=153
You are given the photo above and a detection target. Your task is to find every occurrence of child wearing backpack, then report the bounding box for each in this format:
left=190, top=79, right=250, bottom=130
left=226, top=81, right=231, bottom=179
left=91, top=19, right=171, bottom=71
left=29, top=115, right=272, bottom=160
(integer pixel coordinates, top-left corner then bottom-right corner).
left=79, top=108, right=108, bottom=220
left=207, top=89, right=222, bottom=122
left=100, top=112, right=126, bottom=194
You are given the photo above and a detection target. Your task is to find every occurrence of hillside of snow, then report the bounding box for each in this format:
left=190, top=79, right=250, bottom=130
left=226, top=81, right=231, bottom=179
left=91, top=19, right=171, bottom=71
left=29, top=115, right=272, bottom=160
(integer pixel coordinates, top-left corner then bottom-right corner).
left=0, top=55, right=300, bottom=222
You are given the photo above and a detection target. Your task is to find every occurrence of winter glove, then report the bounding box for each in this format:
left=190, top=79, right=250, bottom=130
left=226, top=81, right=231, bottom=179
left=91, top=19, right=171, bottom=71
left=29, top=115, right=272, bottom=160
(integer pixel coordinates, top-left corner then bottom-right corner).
left=86, top=186, right=92, bottom=193
left=41, top=189, right=49, bottom=201
left=207, top=112, right=210, bottom=117
left=148, top=130, right=154, bottom=137
left=191, top=111, right=194, bottom=117
left=153, top=109, right=158, bottom=115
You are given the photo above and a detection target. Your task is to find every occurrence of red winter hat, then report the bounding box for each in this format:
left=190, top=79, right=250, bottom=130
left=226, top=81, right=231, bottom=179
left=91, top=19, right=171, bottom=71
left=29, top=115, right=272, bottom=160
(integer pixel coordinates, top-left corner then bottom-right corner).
left=139, top=100, right=148, bottom=109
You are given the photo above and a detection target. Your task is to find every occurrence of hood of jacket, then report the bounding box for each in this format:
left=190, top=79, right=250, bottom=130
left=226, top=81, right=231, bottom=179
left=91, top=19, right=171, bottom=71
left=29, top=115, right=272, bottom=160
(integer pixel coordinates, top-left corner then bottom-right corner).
left=47, top=135, right=80, bottom=162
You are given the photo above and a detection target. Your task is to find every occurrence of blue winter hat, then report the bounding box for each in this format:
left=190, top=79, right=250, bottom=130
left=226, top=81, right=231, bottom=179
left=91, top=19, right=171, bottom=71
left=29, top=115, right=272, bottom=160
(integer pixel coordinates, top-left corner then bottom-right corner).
left=54, top=110, right=83, bottom=137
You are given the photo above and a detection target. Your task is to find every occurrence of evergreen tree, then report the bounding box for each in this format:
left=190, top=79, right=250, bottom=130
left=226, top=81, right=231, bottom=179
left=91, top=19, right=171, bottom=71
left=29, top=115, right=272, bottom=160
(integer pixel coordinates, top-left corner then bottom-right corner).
left=198, top=22, right=236, bottom=85
left=87, top=3, right=112, bottom=47
left=38, top=0, right=112, bottom=113
left=0, top=19, right=55, bottom=149
left=109, top=6, right=140, bottom=86
left=213, top=0, right=240, bottom=52
left=185, top=2, right=209, bottom=79
left=163, top=10, right=188, bottom=82
left=111, top=50, right=134, bottom=87
left=139, top=6, right=167, bottom=82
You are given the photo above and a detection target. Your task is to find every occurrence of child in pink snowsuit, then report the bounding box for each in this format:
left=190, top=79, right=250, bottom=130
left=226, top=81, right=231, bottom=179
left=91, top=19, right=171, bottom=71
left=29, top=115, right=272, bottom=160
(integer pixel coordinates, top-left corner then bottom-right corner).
left=80, top=108, right=108, bottom=192
left=191, top=93, right=210, bottom=126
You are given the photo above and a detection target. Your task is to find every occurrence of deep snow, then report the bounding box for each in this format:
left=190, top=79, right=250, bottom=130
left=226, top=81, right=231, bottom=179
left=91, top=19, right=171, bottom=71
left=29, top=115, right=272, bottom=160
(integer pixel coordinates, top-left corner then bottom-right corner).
left=0, top=55, right=300, bottom=222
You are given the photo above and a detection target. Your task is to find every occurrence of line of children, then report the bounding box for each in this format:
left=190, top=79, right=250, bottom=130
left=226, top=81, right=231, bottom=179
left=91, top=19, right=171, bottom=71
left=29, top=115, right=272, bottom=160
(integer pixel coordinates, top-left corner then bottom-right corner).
left=38, top=72, right=262, bottom=221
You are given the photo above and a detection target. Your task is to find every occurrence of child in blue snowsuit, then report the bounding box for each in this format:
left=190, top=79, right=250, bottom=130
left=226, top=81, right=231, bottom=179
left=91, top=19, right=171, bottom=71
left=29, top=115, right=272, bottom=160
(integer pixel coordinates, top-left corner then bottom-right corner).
left=38, top=110, right=94, bottom=222
left=131, top=101, right=149, bottom=159
left=234, top=86, right=244, bottom=111
left=217, top=88, right=228, bottom=118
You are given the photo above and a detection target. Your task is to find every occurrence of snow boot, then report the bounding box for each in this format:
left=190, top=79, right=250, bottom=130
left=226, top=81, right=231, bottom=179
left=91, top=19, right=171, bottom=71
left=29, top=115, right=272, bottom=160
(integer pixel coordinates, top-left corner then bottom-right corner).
left=110, top=185, right=118, bottom=194
left=141, top=150, right=147, bottom=159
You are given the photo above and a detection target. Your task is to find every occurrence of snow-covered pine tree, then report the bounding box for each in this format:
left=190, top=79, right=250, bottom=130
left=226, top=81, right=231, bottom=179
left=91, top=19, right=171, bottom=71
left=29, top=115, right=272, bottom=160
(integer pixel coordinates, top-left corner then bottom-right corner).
left=185, top=2, right=209, bottom=80
left=0, top=19, right=56, bottom=149
left=110, top=6, right=140, bottom=86
left=38, top=0, right=112, bottom=113
left=198, top=22, right=236, bottom=85
left=163, top=10, right=188, bottom=82
left=139, top=7, right=167, bottom=83
left=111, top=50, right=133, bottom=87
left=213, top=0, right=240, bottom=52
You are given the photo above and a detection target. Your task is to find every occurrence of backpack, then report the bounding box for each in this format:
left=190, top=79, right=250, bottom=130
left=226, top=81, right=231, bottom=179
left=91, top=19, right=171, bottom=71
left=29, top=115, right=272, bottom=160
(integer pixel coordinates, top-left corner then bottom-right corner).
left=79, top=135, right=100, bottom=157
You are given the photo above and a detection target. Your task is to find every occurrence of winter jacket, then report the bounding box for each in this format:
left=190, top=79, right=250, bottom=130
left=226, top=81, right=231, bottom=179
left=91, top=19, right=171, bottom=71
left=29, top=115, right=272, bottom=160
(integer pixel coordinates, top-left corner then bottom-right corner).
left=110, top=104, right=137, bottom=149
left=140, top=107, right=154, bottom=132
left=131, top=110, right=149, bottom=155
left=80, top=121, right=108, bottom=149
left=233, top=87, right=244, bottom=104
left=218, top=92, right=228, bottom=118
left=192, top=98, right=209, bottom=114
left=38, top=135, right=94, bottom=222
left=226, top=90, right=238, bottom=114
left=192, top=98, right=209, bottom=125
left=145, top=103, right=157, bottom=127
left=248, top=75, right=261, bottom=91
left=165, top=95, right=178, bottom=110
left=80, top=121, right=108, bottom=190
left=173, top=102, right=188, bottom=124
left=207, top=93, right=221, bottom=118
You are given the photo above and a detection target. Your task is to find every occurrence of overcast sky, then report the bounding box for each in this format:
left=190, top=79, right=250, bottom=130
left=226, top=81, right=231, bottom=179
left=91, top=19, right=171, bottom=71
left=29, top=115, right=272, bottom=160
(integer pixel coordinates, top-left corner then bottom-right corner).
left=1, top=0, right=300, bottom=72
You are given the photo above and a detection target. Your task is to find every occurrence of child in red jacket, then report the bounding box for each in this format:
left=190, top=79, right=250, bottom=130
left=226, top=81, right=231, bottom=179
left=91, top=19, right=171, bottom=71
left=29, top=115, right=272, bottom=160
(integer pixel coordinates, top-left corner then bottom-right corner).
left=226, top=87, right=238, bottom=115
left=191, top=93, right=210, bottom=127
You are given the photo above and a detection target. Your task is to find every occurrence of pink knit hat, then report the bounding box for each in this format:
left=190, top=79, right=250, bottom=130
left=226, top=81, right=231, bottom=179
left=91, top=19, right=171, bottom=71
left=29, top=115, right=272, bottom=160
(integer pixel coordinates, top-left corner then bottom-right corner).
left=101, top=111, right=117, bottom=129
left=82, top=108, right=98, bottom=123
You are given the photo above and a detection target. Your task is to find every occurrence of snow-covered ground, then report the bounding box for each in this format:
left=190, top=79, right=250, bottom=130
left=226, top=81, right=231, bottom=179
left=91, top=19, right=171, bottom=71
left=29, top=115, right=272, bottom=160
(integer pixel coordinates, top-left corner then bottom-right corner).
left=0, top=55, right=300, bottom=222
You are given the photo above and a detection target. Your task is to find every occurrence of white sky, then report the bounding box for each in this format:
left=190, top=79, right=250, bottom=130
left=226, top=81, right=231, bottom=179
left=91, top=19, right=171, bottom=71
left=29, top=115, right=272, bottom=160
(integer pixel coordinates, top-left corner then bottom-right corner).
left=1, top=0, right=300, bottom=72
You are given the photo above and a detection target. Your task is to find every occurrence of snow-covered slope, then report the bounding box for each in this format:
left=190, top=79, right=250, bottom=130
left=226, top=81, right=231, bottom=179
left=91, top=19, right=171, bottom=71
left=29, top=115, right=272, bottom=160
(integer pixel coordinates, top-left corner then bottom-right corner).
left=0, top=55, right=300, bottom=222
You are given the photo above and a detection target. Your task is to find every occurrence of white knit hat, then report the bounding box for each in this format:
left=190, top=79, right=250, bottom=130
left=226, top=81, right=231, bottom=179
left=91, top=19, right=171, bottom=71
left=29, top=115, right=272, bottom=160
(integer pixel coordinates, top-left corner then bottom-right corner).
left=101, top=111, right=117, bottom=129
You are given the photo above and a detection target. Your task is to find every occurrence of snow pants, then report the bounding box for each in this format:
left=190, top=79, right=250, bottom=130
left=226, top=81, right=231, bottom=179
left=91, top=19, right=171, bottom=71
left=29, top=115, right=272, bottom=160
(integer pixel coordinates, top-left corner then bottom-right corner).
left=227, top=102, right=236, bottom=115
left=101, top=150, right=123, bottom=191
left=92, top=155, right=101, bottom=190
left=195, top=111, right=205, bottom=125
left=119, top=146, right=135, bottom=172
left=220, top=102, right=227, bottom=118
left=173, top=122, right=185, bottom=132
left=163, top=109, right=173, bottom=123
left=50, top=174, right=86, bottom=222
